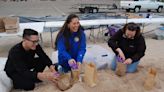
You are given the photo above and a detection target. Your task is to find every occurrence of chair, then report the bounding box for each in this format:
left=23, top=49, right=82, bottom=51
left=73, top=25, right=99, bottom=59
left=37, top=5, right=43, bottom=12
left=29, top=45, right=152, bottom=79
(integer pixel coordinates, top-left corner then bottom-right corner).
left=106, top=24, right=123, bottom=37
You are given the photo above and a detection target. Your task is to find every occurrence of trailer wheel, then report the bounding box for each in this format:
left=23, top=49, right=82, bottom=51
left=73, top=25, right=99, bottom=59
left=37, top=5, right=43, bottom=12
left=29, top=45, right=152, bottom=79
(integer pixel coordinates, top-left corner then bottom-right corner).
left=93, top=8, right=99, bottom=13
left=134, top=6, right=140, bottom=13
left=112, top=3, right=117, bottom=9
left=147, top=9, right=151, bottom=12
left=96, top=8, right=99, bottom=13
left=79, top=8, right=85, bottom=13
left=126, top=9, right=130, bottom=12
left=157, top=6, right=163, bottom=13
left=84, top=7, right=90, bottom=13
left=90, top=8, right=94, bottom=13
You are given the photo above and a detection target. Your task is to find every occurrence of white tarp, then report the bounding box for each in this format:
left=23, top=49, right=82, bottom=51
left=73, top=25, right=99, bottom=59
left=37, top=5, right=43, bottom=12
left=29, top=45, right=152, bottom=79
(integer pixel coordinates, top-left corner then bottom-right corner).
left=83, top=45, right=115, bottom=69
left=51, top=45, right=115, bottom=70
left=0, top=57, right=13, bottom=92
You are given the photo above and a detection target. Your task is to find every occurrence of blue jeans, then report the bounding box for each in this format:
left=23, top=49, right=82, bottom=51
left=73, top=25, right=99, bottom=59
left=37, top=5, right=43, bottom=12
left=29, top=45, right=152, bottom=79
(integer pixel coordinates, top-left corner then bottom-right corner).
left=110, top=56, right=139, bottom=73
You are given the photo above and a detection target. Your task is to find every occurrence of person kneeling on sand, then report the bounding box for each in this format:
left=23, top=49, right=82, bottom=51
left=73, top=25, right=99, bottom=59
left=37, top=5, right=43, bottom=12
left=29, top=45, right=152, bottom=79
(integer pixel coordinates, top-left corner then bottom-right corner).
left=54, top=14, right=86, bottom=73
left=108, top=22, right=146, bottom=73
left=4, top=29, right=59, bottom=91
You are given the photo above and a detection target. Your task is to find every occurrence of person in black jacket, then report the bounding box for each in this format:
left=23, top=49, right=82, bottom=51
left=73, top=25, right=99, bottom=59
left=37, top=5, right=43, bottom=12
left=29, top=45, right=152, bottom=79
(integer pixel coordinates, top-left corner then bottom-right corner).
left=4, top=29, right=58, bottom=90
left=108, top=22, right=146, bottom=73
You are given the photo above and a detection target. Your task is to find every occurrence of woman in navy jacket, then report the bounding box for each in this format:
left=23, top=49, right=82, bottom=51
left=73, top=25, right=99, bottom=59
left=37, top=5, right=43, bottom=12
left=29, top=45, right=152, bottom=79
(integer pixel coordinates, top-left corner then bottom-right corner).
left=54, top=14, right=86, bottom=72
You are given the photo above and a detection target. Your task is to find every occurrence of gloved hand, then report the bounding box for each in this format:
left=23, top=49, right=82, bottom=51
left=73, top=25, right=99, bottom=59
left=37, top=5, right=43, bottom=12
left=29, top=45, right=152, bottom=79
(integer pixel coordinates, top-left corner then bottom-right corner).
left=116, top=48, right=125, bottom=61
left=70, top=63, right=78, bottom=70
left=68, top=59, right=78, bottom=70
left=117, top=56, right=124, bottom=63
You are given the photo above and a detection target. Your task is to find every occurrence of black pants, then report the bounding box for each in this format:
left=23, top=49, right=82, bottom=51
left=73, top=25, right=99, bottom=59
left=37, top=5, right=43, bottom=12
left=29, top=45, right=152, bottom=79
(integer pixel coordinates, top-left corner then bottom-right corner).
left=7, top=58, right=47, bottom=91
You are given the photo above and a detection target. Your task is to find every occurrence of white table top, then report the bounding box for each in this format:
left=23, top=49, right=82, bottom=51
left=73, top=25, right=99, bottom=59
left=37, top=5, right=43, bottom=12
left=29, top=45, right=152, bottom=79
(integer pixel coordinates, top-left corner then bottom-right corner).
left=1, top=17, right=164, bottom=37
left=45, top=18, right=164, bottom=28
left=0, top=22, right=45, bottom=37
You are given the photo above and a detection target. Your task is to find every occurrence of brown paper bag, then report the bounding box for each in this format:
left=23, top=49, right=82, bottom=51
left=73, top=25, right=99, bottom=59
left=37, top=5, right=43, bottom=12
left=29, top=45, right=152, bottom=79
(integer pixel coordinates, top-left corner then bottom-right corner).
left=115, top=61, right=126, bottom=76
left=144, top=68, right=157, bottom=90
left=71, top=69, right=80, bottom=83
left=56, top=73, right=73, bottom=91
left=83, top=62, right=97, bottom=87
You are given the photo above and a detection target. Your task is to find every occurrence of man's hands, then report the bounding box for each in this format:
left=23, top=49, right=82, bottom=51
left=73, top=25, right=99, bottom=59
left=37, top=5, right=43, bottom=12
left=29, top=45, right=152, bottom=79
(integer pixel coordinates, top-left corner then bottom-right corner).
left=50, top=65, right=56, bottom=72
left=37, top=65, right=59, bottom=82
left=37, top=72, right=53, bottom=81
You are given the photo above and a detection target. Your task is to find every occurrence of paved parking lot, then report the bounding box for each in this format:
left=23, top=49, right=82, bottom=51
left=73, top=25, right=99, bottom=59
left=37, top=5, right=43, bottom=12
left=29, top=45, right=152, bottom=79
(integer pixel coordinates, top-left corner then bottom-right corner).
left=0, top=0, right=163, bottom=17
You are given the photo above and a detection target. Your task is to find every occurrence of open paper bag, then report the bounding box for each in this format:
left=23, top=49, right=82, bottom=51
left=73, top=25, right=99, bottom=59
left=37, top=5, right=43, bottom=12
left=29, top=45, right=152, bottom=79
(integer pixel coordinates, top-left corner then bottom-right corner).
left=83, top=62, right=97, bottom=87
left=144, top=67, right=157, bottom=90
left=115, top=56, right=126, bottom=76
left=115, top=61, right=126, bottom=76
left=56, top=73, right=73, bottom=91
left=71, top=69, right=80, bottom=83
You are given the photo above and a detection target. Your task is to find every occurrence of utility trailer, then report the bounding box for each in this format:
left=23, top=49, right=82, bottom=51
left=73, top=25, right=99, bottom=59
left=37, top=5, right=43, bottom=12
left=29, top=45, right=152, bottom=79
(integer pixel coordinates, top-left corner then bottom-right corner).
left=72, top=3, right=117, bottom=13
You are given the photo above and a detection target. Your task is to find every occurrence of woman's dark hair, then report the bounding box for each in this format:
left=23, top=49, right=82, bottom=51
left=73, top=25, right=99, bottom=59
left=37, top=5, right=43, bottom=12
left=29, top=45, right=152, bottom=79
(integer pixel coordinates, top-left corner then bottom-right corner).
left=122, top=22, right=141, bottom=38
left=54, top=14, right=83, bottom=50
left=23, top=29, right=38, bottom=39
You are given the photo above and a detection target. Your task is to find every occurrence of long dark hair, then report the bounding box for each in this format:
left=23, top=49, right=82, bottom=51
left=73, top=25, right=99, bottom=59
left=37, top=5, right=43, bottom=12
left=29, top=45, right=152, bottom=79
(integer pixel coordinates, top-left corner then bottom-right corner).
left=122, top=22, right=141, bottom=38
left=55, top=14, right=83, bottom=51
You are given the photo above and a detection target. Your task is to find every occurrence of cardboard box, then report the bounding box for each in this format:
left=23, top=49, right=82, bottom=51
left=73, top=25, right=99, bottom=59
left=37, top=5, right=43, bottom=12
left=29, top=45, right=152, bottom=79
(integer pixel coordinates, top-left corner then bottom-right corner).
left=120, top=13, right=143, bottom=19
left=0, top=18, right=4, bottom=27
left=3, top=17, right=19, bottom=33
left=126, top=13, right=143, bottom=19
left=0, top=28, right=5, bottom=33
left=0, top=17, right=5, bottom=33
left=5, top=29, right=18, bottom=34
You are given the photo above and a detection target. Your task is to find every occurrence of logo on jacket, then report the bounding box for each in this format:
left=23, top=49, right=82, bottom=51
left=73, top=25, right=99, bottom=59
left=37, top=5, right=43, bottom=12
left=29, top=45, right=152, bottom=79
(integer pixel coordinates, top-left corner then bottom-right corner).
left=74, top=37, right=79, bottom=42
